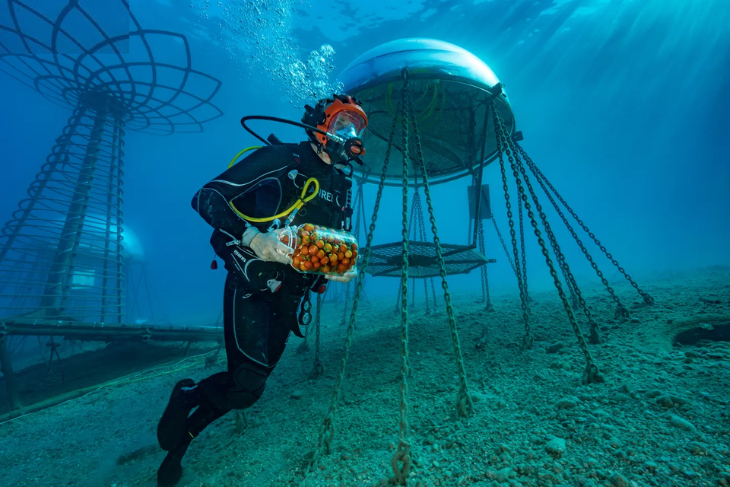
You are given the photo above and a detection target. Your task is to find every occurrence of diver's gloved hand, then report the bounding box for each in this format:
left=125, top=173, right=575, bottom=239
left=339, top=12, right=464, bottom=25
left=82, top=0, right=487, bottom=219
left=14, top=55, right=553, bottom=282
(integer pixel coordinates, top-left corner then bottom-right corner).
left=325, top=268, right=357, bottom=284
left=249, top=229, right=293, bottom=265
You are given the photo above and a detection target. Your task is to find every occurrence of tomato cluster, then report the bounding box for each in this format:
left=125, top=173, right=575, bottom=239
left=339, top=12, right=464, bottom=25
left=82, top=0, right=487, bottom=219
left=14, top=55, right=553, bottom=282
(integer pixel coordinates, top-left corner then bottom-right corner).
left=284, top=224, right=358, bottom=275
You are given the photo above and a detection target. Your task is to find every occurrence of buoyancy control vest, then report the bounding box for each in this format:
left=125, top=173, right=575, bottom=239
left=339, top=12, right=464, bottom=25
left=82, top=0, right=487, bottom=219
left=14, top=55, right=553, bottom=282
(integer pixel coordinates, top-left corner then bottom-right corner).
left=203, top=141, right=353, bottom=297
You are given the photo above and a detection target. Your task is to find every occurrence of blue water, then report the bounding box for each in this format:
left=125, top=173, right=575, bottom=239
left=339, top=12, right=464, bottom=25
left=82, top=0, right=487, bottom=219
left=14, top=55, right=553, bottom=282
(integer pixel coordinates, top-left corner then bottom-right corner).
left=0, top=0, right=728, bottom=325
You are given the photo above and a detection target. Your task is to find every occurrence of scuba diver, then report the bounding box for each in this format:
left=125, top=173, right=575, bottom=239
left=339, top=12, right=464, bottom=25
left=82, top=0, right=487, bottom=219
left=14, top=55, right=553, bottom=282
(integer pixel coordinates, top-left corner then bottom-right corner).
left=155, top=94, right=368, bottom=486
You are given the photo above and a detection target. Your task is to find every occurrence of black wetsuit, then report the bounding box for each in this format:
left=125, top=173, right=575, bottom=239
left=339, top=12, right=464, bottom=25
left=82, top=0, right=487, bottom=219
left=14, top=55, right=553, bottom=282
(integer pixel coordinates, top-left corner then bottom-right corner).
left=180, top=141, right=352, bottom=439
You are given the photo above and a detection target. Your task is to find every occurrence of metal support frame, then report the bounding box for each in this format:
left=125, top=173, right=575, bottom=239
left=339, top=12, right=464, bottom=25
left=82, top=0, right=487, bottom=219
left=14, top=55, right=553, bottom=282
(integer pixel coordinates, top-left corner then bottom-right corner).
left=0, top=0, right=223, bottom=412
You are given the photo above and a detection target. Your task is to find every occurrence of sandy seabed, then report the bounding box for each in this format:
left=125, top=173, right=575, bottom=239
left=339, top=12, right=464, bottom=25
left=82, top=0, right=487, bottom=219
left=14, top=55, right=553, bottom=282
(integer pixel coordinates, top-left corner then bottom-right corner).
left=1, top=267, right=728, bottom=487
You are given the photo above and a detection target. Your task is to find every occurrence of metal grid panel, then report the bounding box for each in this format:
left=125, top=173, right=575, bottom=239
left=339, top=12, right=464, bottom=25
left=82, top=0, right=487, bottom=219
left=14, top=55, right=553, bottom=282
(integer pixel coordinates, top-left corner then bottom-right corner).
left=364, top=240, right=491, bottom=279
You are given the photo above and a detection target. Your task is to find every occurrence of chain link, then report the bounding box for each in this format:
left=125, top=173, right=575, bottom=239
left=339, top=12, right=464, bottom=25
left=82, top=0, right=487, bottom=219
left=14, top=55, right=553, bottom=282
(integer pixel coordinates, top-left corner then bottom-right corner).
left=478, top=206, right=487, bottom=303
left=408, top=189, right=418, bottom=309
left=493, top=109, right=533, bottom=350
left=408, top=82, right=473, bottom=419
left=525, top=151, right=653, bottom=307
left=494, top=105, right=602, bottom=384
left=519, top=149, right=633, bottom=317
left=357, top=181, right=371, bottom=306
left=476, top=219, right=493, bottom=349
left=413, top=189, right=432, bottom=315
left=492, top=216, right=517, bottom=277
left=342, top=181, right=371, bottom=325
left=303, top=96, right=403, bottom=481
left=479, top=220, right=495, bottom=312
left=391, top=72, right=413, bottom=485
left=518, top=185, right=531, bottom=312
left=309, top=291, right=324, bottom=378
left=524, top=175, right=602, bottom=344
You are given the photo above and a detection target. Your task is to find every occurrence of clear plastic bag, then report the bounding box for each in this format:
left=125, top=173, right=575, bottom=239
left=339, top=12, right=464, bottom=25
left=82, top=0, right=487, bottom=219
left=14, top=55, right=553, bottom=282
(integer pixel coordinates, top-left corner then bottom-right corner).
left=279, top=224, right=359, bottom=276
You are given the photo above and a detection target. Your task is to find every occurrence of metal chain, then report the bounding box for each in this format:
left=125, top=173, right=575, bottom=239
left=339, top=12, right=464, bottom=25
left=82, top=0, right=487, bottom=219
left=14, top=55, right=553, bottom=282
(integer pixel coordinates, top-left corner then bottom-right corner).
left=518, top=185, right=531, bottom=311
left=525, top=151, right=653, bottom=306
left=495, top=106, right=602, bottom=384
left=429, top=277, right=438, bottom=314
left=408, top=190, right=418, bottom=309
left=519, top=149, right=633, bottom=317
left=553, top=238, right=580, bottom=310
left=414, top=189, right=432, bottom=315
left=357, top=182, right=371, bottom=306
left=492, top=216, right=517, bottom=277
left=408, top=82, right=473, bottom=419
left=478, top=210, right=487, bottom=303
left=476, top=219, right=492, bottom=348
left=524, top=176, right=602, bottom=344
left=341, top=182, right=368, bottom=325
left=524, top=166, right=606, bottom=342
left=392, top=72, right=412, bottom=485
left=309, top=291, right=324, bottom=378
left=303, top=97, right=402, bottom=481
left=341, top=281, right=351, bottom=326
left=493, top=109, right=533, bottom=350
left=479, top=220, right=495, bottom=312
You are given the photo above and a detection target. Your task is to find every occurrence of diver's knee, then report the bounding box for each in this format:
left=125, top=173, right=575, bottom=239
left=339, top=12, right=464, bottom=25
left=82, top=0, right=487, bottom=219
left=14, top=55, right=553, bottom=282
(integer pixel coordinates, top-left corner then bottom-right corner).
left=228, top=361, right=269, bottom=410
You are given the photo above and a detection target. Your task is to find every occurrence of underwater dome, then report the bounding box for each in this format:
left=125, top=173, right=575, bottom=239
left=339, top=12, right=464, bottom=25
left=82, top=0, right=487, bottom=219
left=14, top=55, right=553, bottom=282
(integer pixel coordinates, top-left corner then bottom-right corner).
left=338, top=38, right=516, bottom=186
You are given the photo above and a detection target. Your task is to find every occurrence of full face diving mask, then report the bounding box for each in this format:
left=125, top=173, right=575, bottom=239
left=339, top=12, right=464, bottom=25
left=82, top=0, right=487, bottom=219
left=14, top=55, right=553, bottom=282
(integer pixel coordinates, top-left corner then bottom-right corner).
left=324, top=109, right=367, bottom=164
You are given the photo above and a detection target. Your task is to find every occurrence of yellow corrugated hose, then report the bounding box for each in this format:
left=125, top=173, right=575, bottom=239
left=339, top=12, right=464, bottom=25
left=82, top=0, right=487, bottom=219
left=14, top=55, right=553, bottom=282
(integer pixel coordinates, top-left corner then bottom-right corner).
left=226, top=146, right=320, bottom=223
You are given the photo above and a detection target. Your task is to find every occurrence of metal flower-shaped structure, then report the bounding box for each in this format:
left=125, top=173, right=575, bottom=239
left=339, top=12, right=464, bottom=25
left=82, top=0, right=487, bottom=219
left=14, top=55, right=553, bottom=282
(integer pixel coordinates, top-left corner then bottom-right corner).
left=0, top=0, right=223, bottom=324
left=0, top=0, right=222, bottom=134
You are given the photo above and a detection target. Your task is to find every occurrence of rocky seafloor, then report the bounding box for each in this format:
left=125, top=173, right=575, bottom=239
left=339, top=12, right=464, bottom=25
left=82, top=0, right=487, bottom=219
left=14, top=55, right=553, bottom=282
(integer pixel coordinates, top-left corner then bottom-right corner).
left=0, top=267, right=728, bottom=487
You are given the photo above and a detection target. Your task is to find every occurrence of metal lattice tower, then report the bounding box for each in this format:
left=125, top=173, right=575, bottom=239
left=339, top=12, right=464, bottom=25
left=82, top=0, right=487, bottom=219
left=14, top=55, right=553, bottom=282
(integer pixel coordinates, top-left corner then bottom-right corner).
left=0, top=0, right=222, bottom=323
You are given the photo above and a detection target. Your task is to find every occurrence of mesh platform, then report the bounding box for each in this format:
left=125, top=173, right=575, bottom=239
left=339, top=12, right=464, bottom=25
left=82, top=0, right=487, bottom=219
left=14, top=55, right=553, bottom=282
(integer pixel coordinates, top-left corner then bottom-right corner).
left=363, top=240, right=494, bottom=278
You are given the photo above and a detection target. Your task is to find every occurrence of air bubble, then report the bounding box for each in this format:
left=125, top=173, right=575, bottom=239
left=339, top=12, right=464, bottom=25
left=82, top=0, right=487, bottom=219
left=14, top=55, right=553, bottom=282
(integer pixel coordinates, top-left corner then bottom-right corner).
left=192, top=0, right=342, bottom=105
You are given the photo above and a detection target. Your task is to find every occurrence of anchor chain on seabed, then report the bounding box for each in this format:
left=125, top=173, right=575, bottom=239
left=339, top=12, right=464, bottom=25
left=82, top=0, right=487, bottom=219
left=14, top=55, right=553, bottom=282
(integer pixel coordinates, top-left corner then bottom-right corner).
left=302, top=96, right=402, bottom=484
left=299, top=44, right=655, bottom=486
left=302, top=73, right=477, bottom=486
left=493, top=100, right=604, bottom=385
